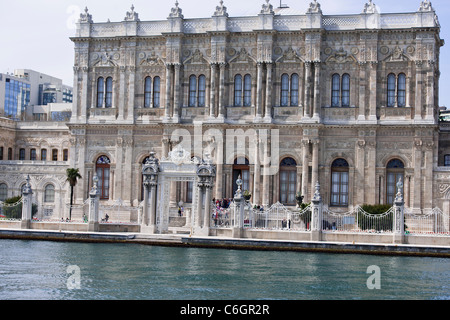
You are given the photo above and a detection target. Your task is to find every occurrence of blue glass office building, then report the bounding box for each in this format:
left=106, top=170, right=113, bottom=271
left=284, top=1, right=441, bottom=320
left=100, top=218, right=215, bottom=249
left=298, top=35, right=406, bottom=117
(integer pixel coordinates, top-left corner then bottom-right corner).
left=4, top=78, right=30, bottom=118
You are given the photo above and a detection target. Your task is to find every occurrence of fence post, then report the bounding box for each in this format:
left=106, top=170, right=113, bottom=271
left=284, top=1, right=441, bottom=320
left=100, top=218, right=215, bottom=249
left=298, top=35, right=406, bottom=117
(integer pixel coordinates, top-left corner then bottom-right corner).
left=21, top=176, right=33, bottom=229
left=310, top=181, right=323, bottom=241
left=393, top=178, right=405, bottom=244
left=88, top=174, right=100, bottom=232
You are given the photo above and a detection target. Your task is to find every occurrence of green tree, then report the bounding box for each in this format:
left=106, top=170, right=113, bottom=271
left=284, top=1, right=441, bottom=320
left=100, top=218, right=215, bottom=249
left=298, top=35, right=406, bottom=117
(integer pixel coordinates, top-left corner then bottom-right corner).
left=2, top=196, right=37, bottom=219
left=66, top=168, right=82, bottom=221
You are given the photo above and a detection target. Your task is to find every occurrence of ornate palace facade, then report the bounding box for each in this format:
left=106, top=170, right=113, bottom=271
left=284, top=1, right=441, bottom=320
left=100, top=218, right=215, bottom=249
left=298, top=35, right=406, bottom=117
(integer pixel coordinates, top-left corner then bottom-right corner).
left=1, top=0, right=448, bottom=220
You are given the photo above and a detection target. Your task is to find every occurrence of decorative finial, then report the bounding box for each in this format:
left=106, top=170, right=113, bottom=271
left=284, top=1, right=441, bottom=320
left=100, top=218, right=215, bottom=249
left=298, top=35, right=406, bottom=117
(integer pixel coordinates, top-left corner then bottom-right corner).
left=307, top=0, right=322, bottom=14
left=363, top=0, right=378, bottom=14
left=169, top=0, right=184, bottom=18
left=79, top=6, right=93, bottom=23
left=214, top=0, right=228, bottom=17
left=418, top=0, right=434, bottom=12
left=125, top=4, right=140, bottom=21
left=260, top=0, right=274, bottom=14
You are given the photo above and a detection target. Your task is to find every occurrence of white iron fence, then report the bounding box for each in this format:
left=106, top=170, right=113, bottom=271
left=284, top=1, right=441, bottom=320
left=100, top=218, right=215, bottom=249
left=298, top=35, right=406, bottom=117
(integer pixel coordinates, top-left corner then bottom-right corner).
left=211, top=201, right=450, bottom=237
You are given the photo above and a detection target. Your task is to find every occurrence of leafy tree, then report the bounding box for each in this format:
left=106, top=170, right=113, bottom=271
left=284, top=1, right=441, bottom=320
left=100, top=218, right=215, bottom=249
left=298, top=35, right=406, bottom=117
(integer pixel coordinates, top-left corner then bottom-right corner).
left=2, top=196, right=37, bottom=219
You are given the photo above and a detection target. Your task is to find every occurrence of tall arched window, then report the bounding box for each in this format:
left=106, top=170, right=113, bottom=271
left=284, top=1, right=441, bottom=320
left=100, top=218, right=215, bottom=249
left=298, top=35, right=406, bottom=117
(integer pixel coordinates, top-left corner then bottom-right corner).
left=41, top=149, right=47, bottom=161
left=332, top=74, right=350, bottom=107
left=96, top=156, right=111, bottom=200
left=331, top=158, right=349, bottom=206
left=189, top=75, right=197, bottom=107
left=44, top=184, right=55, bottom=203
left=234, top=75, right=243, bottom=107
left=397, top=73, right=406, bottom=107
left=97, top=77, right=104, bottom=108
left=386, top=159, right=405, bottom=205
left=290, top=74, right=299, bottom=106
left=198, top=75, right=206, bottom=107
left=19, top=149, right=25, bottom=161
left=144, top=77, right=152, bottom=108
left=331, top=74, right=341, bottom=107
left=153, top=77, right=161, bottom=108
left=244, top=74, right=252, bottom=107
left=0, top=183, right=7, bottom=201
left=387, top=73, right=396, bottom=107
left=105, top=77, right=113, bottom=108
left=341, top=74, right=350, bottom=107
left=279, top=157, right=297, bottom=206
left=280, top=74, right=290, bottom=107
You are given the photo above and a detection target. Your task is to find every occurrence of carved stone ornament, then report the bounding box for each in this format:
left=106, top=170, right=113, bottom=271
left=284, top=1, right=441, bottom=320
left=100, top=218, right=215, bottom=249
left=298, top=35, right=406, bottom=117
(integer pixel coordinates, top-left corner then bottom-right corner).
left=79, top=7, right=93, bottom=23
left=326, top=48, right=357, bottom=64
left=418, top=0, right=434, bottom=12
left=389, top=46, right=407, bottom=62
left=169, top=1, right=184, bottom=19
left=260, top=0, right=274, bottom=15
left=307, top=0, right=322, bottom=14
left=140, top=52, right=164, bottom=66
left=164, top=144, right=192, bottom=165
left=363, top=0, right=378, bottom=14
left=124, top=5, right=140, bottom=22
left=214, top=0, right=228, bottom=17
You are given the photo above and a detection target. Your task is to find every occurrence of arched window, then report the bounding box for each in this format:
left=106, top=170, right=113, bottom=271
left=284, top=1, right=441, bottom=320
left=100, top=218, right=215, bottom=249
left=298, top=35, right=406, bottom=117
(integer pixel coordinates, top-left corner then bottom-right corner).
left=387, top=73, right=396, bottom=107
left=96, top=156, right=111, bottom=200
left=41, top=149, right=47, bottom=161
left=97, top=77, right=104, bottom=108
left=19, top=149, right=25, bottom=161
left=332, top=74, right=350, bottom=107
left=281, top=74, right=290, bottom=107
left=444, top=155, right=450, bottom=167
left=234, top=75, right=243, bottom=107
left=233, top=157, right=250, bottom=196
left=44, top=184, right=55, bottom=203
left=8, top=148, right=12, bottom=160
left=397, top=73, right=406, bottom=107
left=153, top=77, right=161, bottom=108
left=331, top=159, right=349, bottom=206
left=189, top=75, right=197, bottom=107
left=144, top=77, right=152, bottom=108
left=279, top=157, right=297, bottom=206
left=52, top=149, right=58, bottom=161
left=105, top=77, right=113, bottom=108
left=30, top=149, right=37, bottom=161
left=198, top=75, right=206, bottom=107
left=0, top=183, right=7, bottom=201
left=331, top=74, right=341, bottom=107
left=341, top=74, right=350, bottom=107
left=244, top=74, right=252, bottom=107
left=386, top=159, right=405, bottom=205
left=290, top=74, right=299, bottom=107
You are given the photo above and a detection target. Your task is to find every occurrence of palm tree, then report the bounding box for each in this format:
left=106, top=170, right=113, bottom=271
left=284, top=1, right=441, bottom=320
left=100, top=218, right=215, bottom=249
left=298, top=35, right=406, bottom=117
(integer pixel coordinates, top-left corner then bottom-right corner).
left=66, top=168, right=82, bottom=221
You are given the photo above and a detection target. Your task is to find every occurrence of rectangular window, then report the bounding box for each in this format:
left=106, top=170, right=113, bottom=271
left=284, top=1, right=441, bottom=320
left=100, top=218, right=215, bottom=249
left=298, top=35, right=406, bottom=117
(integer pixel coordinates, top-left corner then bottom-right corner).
left=63, top=149, right=69, bottom=162
left=41, top=149, right=47, bottom=161
left=30, top=149, right=37, bottom=161
left=52, top=149, right=58, bottom=161
left=19, top=149, right=25, bottom=161
left=445, top=155, right=450, bottom=167
left=331, top=171, right=349, bottom=206
left=0, top=147, right=3, bottom=161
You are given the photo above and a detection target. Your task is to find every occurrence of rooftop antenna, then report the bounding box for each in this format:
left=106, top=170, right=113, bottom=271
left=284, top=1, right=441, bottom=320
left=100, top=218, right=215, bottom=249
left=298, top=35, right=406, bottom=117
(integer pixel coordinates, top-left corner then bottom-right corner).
left=279, top=1, right=289, bottom=8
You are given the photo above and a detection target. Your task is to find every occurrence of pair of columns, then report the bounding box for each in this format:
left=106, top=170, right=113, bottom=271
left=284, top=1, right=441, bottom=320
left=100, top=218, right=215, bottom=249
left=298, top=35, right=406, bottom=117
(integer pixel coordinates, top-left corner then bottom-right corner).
left=164, top=64, right=182, bottom=120
left=301, top=138, right=320, bottom=202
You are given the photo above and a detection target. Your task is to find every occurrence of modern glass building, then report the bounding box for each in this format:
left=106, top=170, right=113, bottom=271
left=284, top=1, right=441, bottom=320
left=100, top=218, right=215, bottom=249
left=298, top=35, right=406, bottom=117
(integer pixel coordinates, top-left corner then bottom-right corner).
left=3, top=78, right=31, bottom=118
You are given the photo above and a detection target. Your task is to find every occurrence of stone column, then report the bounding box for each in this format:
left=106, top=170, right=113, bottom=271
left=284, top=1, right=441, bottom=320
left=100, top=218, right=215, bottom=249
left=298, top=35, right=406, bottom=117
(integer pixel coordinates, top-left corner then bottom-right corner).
left=301, top=139, right=309, bottom=203
left=310, top=181, right=323, bottom=241
left=304, top=62, right=312, bottom=118
left=413, top=139, right=422, bottom=211
left=80, top=67, right=89, bottom=121
left=72, top=67, right=80, bottom=120
left=255, top=62, right=264, bottom=121
left=253, top=136, right=261, bottom=206
left=415, top=61, right=423, bottom=121
left=311, top=139, right=319, bottom=200
left=393, top=179, right=405, bottom=244
left=232, top=177, right=245, bottom=239
left=88, top=174, right=100, bottom=232
left=127, top=66, right=136, bottom=122
left=173, top=64, right=181, bottom=122
left=118, top=66, right=126, bottom=120
left=369, top=62, right=377, bottom=121
left=203, top=181, right=212, bottom=230
left=164, top=64, right=172, bottom=120
left=149, top=180, right=157, bottom=231
left=264, top=62, right=272, bottom=122
left=21, top=176, right=33, bottom=230
left=358, top=62, right=366, bottom=121
left=426, top=63, right=435, bottom=120
left=210, top=64, right=217, bottom=118
left=313, top=62, right=321, bottom=119
left=196, top=182, right=204, bottom=229
left=215, top=133, right=224, bottom=200
left=218, top=63, right=226, bottom=119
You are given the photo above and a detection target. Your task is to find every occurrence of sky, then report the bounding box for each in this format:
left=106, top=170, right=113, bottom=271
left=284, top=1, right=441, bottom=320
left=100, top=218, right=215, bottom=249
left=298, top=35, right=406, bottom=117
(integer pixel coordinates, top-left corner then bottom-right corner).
left=1, top=0, right=449, bottom=107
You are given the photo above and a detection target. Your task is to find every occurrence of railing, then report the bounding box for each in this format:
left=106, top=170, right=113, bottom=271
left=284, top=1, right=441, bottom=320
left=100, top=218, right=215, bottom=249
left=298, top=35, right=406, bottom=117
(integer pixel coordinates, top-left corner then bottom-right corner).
left=405, top=208, right=450, bottom=236
left=0, top=197, right=24, bottom=222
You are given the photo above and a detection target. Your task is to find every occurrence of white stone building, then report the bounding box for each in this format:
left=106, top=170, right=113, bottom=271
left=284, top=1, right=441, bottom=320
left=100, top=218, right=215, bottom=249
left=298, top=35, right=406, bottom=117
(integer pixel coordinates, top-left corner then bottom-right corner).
left=1, top=0, right=449, bottom=221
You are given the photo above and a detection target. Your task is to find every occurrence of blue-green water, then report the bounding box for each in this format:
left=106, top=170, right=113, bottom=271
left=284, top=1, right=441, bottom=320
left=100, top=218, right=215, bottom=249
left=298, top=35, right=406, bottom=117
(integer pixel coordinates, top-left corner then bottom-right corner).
left=0, top=239, right=448, bottom=300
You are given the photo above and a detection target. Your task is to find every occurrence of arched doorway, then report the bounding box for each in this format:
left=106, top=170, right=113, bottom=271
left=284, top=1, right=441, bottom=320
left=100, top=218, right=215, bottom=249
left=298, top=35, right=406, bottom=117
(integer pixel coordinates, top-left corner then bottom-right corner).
left=232, top=157, right=249, bottom=197
left=96, top=155, right=111, bottom=200
left=386, top=159, right=405, bottom=205
left=279, top=157, right=297, bottom=206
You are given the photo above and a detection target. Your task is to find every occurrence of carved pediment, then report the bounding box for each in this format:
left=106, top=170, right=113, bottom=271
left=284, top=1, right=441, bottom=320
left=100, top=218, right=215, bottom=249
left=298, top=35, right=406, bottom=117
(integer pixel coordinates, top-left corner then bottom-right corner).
left=183, top=49, right=209, bottom=65
left=229, top=48, right=257, bottom=64
left=140, top=52, right=164, bottom=66
left=325, top=48, right=357, bottom=64
left=384, top=46, right=410, bottom=62
left=275, top=47, right=303, bottom=63
left=92, top=52, right=119, bottom=67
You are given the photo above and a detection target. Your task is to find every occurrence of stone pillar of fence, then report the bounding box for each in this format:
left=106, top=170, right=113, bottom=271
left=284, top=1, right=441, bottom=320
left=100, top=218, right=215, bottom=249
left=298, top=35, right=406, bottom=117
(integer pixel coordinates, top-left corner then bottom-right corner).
left=393, top=178, right=405, bottom=244
left=88, top=174, right=100, bottom=232
left=232, top=175, right=245, bottom=238
left=21, top=175, right=33, bottom=230
left=310, top=181, right=323, bottom=241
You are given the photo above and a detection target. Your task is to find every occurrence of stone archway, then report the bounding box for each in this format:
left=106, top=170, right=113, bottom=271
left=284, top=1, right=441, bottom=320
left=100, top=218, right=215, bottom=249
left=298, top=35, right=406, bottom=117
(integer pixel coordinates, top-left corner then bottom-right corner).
left=141, top=145, right=215, bottom=235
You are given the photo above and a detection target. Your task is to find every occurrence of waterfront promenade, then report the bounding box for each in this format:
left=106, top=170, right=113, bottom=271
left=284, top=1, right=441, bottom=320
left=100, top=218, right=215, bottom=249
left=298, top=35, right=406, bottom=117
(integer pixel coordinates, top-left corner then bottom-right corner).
left=0, top=227, right=448, bottom=258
